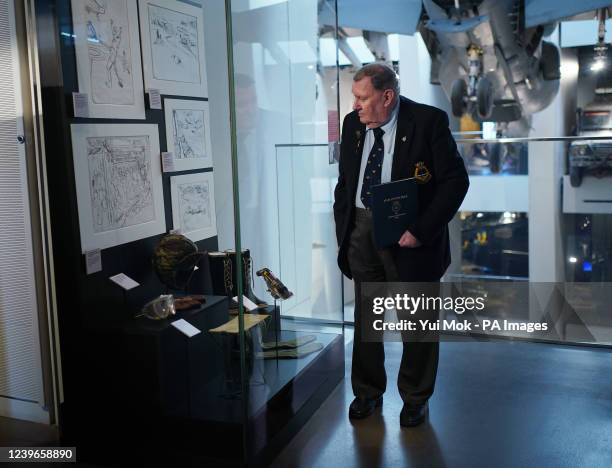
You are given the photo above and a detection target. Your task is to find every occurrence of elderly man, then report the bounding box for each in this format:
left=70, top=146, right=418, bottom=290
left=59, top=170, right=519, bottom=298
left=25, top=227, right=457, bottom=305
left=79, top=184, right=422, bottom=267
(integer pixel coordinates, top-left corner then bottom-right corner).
left=333, top=63, right=469, bottom=427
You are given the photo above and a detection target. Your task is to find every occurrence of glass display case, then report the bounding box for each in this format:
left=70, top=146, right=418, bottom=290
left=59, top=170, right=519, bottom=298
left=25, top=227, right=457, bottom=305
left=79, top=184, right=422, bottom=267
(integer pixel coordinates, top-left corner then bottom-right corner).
left=227, top=0, right=345, bottom=462
left=564, top=214, right=612, bottom=282
left=30, top=0, right=344, bottom=465
left=459, top=140, right=528, bottom=175
left=27, top=0, right=612, bottom=463
left=459, top=210, right=529, bottom=278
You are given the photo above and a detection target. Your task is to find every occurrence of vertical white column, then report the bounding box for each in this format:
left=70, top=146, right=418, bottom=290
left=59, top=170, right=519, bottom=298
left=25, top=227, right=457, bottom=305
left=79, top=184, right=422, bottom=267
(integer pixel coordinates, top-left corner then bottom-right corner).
left=528, top=34, right=577, bottom=282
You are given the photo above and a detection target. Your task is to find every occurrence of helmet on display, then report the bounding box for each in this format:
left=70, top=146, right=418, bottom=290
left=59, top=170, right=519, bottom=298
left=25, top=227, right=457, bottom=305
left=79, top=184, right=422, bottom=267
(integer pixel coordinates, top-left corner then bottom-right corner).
left=152, top=234, right=203, bottom=291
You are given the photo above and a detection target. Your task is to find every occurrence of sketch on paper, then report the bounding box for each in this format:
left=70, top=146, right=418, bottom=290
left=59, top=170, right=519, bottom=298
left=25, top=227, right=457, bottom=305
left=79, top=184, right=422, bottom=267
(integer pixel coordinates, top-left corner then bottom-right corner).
left=171, top=172, right=217, bottom=241
left=178, top=181, right=211, bottom=232
left=71, top=124, right=165, bottom=252
left=164, top=99, right=212, bottom=171
left=172, top=108, right=206, bottom=159
left=82, top=0, right=134, bottom=104
left=87, top=135, right=155, bottom=232
left=71, top=0, right=145, bottom=118
left=147, top=4, right=200, bottom=84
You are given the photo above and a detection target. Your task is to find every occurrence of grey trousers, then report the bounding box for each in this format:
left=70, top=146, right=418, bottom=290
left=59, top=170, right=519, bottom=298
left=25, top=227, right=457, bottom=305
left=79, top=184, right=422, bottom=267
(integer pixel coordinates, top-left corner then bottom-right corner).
left=348, top=208, right=439, bottom=405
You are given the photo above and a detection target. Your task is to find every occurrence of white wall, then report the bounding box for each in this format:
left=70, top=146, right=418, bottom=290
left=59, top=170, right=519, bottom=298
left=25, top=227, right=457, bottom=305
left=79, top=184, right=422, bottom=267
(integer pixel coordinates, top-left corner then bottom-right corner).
left=0, top=0, right=47, bottom=423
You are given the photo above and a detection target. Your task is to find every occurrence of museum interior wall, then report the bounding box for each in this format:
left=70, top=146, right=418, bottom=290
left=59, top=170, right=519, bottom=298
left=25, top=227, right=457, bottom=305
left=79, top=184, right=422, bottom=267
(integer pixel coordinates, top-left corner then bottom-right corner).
left=3, top=0, right=612, bottom=465
left=0, top=0, right=52, bottom=425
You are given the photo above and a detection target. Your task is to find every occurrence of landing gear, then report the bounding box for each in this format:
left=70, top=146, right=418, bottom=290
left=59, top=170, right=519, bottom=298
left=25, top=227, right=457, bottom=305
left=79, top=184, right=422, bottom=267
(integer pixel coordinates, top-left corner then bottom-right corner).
left=452, top=44, right=493, bottom=120
left=488, top=142, right=501, bottom=174
left=570, top=166, right=583, bottom=187
left=540, top=40, right=560, bottom=81
left=476, top=76, right=493, bottom=119
left=451, top=78, right=468, bottom=117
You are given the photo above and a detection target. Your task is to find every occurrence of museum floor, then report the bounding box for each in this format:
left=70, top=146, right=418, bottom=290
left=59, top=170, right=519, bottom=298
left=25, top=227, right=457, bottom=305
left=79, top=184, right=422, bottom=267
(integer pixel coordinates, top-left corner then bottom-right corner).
left=270, top=330, right=612, bottom=468
left=2, top=330, right=612, bottom=467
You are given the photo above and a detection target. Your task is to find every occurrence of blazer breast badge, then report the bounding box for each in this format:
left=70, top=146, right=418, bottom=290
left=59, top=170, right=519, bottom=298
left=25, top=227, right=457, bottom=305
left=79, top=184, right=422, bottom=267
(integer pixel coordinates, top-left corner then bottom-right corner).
left=414, top=161, right=432, bottom=184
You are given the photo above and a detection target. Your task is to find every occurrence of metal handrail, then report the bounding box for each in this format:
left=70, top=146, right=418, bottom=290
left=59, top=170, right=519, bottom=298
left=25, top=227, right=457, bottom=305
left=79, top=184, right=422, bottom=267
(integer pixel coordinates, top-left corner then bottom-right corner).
left=275, top=135, right=612, bottom=148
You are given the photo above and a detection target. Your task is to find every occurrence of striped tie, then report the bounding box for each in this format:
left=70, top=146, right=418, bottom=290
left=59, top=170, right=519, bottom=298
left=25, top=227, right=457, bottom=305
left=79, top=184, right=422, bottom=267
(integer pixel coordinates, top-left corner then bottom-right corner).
left=360, top=127, right=385, bottom=209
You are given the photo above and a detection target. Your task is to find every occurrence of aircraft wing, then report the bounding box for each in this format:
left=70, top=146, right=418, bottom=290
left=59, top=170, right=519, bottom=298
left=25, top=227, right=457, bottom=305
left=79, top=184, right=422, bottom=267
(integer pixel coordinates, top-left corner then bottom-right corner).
left=319, top=0, right=422, bottom=35
left=525, top=0, right=612, bottom=28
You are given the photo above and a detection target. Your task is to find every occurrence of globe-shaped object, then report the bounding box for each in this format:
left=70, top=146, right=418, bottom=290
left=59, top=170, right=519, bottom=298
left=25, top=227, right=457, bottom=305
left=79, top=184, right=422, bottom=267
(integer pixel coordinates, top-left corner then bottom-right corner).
left=152, top=234, right=202, bottom=291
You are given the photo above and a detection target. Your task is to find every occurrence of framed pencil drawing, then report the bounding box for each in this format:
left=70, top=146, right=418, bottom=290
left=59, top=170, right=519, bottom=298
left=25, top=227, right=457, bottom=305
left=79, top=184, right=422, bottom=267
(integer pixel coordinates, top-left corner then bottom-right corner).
left=164, top=98, right=212, bottom=171
left=71, top=123, right=166, bottom=252
left=138, top=0, right=208, bottom=97
left=170, top=172, right=217, bottom=241
left=71, top=0, right=145, bottom=119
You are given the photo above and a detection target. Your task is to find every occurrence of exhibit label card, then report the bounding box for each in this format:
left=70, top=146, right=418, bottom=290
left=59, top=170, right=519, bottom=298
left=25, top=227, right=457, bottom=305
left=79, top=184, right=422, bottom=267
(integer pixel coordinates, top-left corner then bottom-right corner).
left=161, top=152, right=176, bottom=172
left=148, top=89, right=162, bottom=109
left=73, top=92, right=90, bottom=118
left=171, top=319, right=201, bottom=338
left=232, top=295, right=259, bottom=311
left=84, top=249, right=102, bottom=275
left=109, top=273, right=140, bottom=290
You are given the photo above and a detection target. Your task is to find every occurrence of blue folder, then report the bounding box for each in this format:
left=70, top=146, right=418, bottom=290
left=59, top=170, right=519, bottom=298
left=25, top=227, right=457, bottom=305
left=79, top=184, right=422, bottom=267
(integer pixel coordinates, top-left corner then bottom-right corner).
left=371, top=177, right=418, bottom=249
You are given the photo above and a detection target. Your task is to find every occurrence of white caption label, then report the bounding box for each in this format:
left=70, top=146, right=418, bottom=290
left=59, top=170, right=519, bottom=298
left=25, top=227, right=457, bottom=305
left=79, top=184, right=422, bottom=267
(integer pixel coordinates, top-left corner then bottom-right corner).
left=171, top=319, right=201, bottom=338
left=161, top=152, right=175, bottom=172
left=84, top=249, right=102, bottom=275
left=148, top=89, right=162, bottom=109
left=109, top=273, right=140, bottom=291
left=72, top=92, right=90, bottom=118
left=232, top=295, right=259, bottom=311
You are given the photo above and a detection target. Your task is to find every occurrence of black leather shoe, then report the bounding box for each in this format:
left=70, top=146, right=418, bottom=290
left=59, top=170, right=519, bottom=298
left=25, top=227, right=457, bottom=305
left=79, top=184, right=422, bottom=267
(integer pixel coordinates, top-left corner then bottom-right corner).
left=349, top=396, right=383, bottom=420
left=400, top=401, right=428, bottom=427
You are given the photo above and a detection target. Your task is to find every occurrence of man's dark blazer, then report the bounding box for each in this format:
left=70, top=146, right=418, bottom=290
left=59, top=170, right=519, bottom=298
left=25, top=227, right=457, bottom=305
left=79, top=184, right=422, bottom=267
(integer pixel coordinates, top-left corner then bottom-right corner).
left=333, top=96, right=469, bottom=282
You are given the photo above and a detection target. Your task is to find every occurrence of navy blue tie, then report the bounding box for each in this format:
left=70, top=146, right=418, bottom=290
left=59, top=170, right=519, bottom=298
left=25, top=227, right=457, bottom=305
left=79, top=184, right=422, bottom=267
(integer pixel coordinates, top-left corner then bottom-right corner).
left=360, top=127, right=385, bottom=209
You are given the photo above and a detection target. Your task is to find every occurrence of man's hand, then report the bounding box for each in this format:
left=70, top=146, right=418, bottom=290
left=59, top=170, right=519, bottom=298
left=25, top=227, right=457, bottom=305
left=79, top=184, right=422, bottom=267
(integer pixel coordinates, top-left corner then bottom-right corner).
left=398, top=230, right=422, bottom=248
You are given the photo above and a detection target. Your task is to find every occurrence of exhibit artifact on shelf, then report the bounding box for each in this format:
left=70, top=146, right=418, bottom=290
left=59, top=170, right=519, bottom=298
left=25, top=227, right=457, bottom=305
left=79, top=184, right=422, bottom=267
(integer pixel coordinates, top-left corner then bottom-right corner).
left=164, top=98, right=213, bottom=170
left=256, top=268, right=293, bottom=300
left=138, top=0, right=208, bottom=97
left=152, top=233, right=204, bottom=291
left=170, top=172, right=217, bottom=242
left=70, top=123, right=165, bottom=252
left=141, top=294, right=176, bottom=320
left=208, top=249, right=268, bottom=307
left=70, top=0, right=145, bottom=119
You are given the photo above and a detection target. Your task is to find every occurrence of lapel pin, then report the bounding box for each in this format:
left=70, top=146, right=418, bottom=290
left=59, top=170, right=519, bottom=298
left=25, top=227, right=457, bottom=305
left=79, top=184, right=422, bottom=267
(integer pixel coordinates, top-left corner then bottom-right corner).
left=401, top=136, right=407, bottom=142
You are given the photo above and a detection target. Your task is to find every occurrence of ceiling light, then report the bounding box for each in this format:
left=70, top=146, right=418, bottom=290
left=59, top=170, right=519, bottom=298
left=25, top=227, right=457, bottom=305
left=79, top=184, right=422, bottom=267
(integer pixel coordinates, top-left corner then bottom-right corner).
left=591, top=58, right=606, bottom=72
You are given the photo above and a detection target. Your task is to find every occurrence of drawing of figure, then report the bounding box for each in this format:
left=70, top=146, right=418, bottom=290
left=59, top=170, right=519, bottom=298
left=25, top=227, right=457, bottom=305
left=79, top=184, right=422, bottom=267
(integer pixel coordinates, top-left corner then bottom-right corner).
left=88, top=19, right=124, bottom=89
left=103, top=20, right=124, bottom=89
left=82, top=0, right=134, bottom=105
